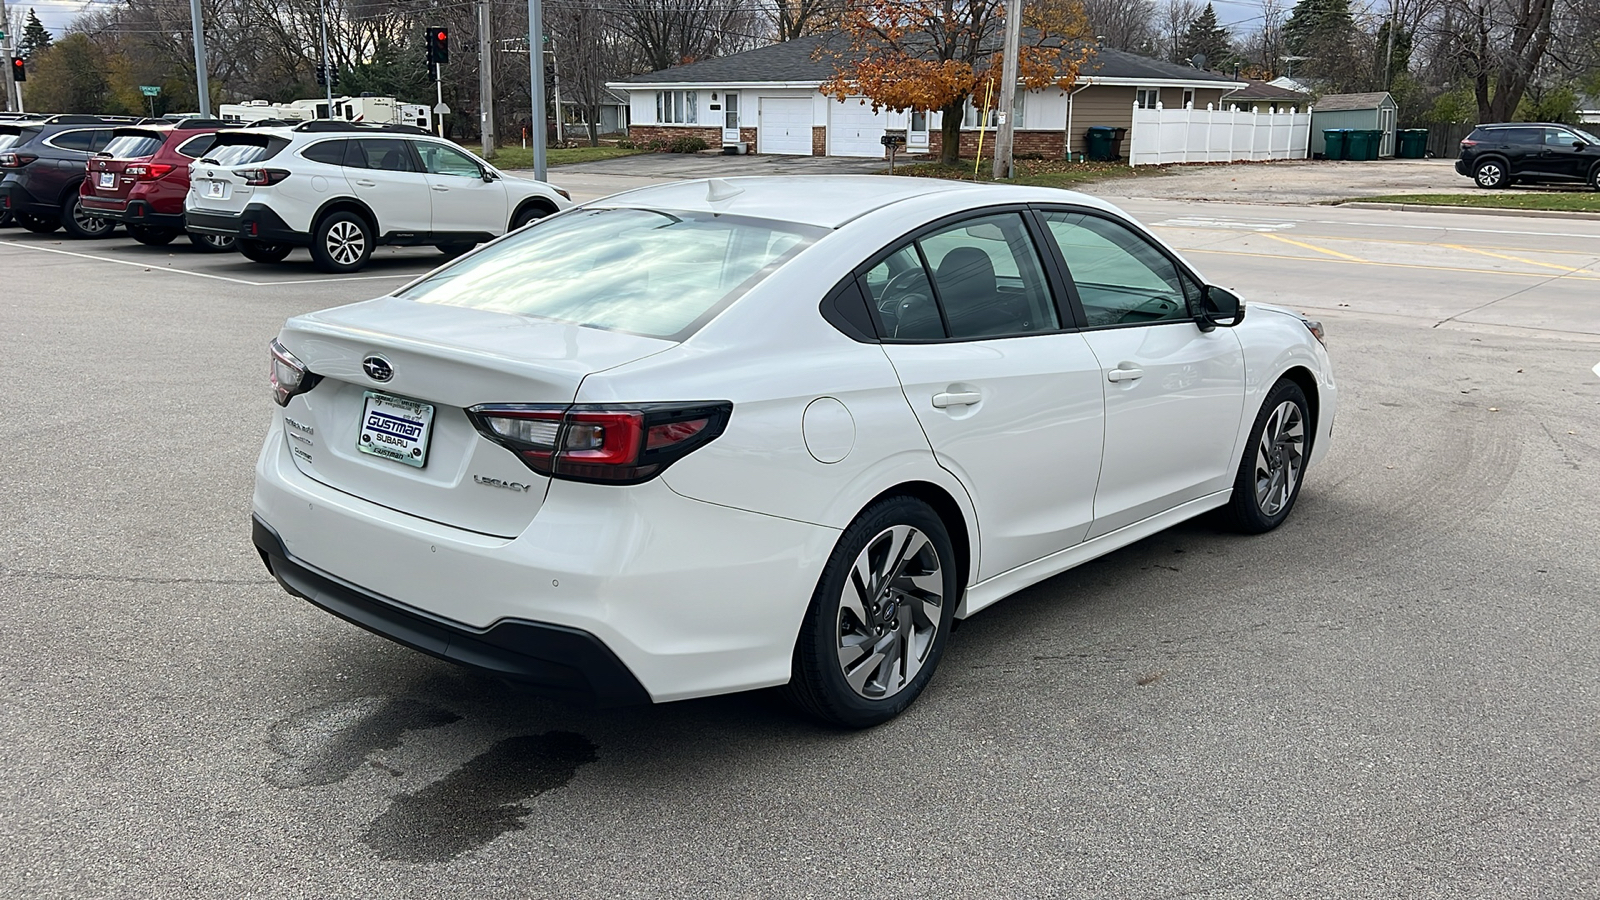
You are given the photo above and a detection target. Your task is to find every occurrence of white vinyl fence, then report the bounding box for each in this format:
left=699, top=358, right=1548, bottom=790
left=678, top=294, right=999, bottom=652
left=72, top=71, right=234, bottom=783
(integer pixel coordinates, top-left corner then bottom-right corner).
left=1128, top=104, right=1312, bottom=166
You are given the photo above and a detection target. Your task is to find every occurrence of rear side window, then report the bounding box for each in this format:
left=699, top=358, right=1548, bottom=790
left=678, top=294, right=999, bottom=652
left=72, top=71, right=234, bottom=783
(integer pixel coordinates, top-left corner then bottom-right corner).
left=47, top=129, right=98, bottom=151
left=1498, top=128, right=1541, bottom=145
left=103, top=131, right=166, bottom=159
left=174, top=134, right=217, bottom=158
left=301, top=139, right=347, bottom=166
left=401, top=208, right=822, bottom=340
left=345, top=139, right=417, bottom=172
left=205, top=135, right=289, bottom=165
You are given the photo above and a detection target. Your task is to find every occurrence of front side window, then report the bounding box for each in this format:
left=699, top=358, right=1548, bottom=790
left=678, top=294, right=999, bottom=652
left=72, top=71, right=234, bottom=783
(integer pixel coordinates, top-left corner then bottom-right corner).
left=655, top=90, right=699, bottom=124
left=1544, top=128, right=1580, bottom=148
left=401, top=208, right=821, bottom=340
left=418, top=142, right=483, bottom=178
left=863, top=213, right=1059, bottom=341
left=1040, top=210, right=1195, bottom=328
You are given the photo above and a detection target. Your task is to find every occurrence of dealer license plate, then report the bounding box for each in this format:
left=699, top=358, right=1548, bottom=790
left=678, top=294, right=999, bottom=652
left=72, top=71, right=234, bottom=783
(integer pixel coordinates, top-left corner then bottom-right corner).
left=206, top=180, right=224, bottom=199
left=358, top=391, right=434, bottom=468
left=98, top=172, right=116, bottom=189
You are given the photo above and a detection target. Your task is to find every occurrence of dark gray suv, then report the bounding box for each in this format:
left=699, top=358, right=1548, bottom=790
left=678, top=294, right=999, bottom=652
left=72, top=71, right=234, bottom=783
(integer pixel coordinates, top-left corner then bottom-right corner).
left=1455, top=122, right=1600, bottom=190
left=0, top=115, right=134, bottom=238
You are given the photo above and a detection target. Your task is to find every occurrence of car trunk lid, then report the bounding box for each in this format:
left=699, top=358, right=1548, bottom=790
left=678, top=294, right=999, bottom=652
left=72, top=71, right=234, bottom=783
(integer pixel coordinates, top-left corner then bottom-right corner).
left=85, top=128, right=167, bottom=204
left=188, top=131, right=289, bottom=214
left=276, top=297, right=677, bottom=537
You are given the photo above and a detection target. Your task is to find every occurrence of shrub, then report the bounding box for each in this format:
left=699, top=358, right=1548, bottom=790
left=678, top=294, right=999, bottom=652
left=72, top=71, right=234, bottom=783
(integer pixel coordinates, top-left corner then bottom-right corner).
left=615, top=139, right=635, bottom=149
left=668, top=136, right=709, bottom=154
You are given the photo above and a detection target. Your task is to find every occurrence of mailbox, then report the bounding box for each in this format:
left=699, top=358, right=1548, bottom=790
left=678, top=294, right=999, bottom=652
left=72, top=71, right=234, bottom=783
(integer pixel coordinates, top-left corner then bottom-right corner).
left=881, top=129, right=907, bottom=148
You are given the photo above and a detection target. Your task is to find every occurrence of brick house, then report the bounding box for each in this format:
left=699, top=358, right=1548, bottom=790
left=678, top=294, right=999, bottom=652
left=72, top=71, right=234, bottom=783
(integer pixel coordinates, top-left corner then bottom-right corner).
left=608, top=38, right=1245, bottom=159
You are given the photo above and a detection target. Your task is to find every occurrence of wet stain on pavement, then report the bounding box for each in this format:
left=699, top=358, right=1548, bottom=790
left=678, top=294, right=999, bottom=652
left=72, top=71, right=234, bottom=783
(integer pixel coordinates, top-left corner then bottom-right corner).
left=267, top=697, right=462, bottom=788
left=361, top=731, right=597, bottom=863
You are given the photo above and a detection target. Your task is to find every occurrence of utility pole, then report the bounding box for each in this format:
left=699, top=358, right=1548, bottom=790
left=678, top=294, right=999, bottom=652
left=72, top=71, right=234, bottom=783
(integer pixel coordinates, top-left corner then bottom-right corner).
left=551, top=36, right=563, bottom=144
left=527, top=0, right=546, bottom=180
left=1382, top=0, right=1397, bottom=90
left=0, top=0, right=17, bottom=114
left=991, top=0, right=1024, bottom=179
left=318, top=0, right=334, bottom=112
left=189, top=0, right=211, bottom=116
left=477, top=0, right=494, bottom=158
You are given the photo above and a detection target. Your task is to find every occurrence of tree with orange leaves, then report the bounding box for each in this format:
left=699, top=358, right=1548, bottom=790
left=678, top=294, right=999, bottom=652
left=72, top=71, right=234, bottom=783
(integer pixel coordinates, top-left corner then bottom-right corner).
left=821, top=0, right=1095, bottom=165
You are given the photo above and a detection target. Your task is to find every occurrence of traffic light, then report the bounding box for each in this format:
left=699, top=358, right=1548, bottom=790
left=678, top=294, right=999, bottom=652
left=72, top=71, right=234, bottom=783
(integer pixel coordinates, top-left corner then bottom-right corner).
left=315, top=65, right=325, bottom=87
left=426, top=27, right=449, bottom=65
left=9, top=58, right=23, bottom=83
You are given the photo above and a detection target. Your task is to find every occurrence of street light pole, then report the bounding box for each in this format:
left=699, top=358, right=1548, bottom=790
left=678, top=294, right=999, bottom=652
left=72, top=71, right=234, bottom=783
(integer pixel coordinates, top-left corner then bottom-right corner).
left=992, top=0, right=1024, bottom=179
left=478, top=0, right=495, bottom=158
left=527, top=0, right=547, bottom=180
left=318, top=0, right=333, bottom=111
left=0, top=0, right=16, bottom=113
left=189, top=0, right=211, bottom=116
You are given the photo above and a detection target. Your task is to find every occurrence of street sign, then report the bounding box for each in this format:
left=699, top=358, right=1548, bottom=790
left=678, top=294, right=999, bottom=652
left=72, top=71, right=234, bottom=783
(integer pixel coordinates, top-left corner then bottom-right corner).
left=433, top=102, right=450, bottom=115
left=140, top=85, right=161, bottom=97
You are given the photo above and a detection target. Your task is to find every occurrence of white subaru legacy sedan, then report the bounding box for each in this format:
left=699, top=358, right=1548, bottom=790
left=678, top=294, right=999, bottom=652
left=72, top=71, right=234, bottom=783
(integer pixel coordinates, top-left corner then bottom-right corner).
left=252, top=176, right=1335, bottom=727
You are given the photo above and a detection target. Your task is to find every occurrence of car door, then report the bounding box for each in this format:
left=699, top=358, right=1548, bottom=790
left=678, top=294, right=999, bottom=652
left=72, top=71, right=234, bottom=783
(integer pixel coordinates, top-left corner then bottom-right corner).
left=342, top=138, right=431, bottom=235
left=1541, top=127, right=1591, bottom=181
left=1035, top=207, right=1246, bottom=540
left=870, top=211, right=1105, bottom=581
left=416, top=141, right=506, bottom=238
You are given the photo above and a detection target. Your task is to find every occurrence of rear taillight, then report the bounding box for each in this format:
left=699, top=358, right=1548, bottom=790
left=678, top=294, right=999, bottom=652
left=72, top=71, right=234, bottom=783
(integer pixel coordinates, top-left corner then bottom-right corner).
left=0, top=152, right=37, bottom=168
left=269, top=339, right=320, bottom=407
left=126, top=163, right=176, bottom=180
left=236, top=167, right=290, bottom=186
left=467, top=402, right=732, bottom=485
left=1460, top=139, right=1478, bottom=148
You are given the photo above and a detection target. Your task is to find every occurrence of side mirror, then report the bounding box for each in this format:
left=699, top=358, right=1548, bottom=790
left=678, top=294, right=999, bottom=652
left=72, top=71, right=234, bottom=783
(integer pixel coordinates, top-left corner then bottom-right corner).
left=1573, top=141, right=1587, bottom=151
left=480, top=167, right=498, bottom=183
left=1195, top=285, right=1245, bottom=331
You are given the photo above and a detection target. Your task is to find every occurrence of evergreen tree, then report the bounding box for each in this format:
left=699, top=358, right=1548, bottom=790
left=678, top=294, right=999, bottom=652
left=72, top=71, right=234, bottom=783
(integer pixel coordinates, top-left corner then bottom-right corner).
left=1282, top=0, right=1354, bottom=88
left=20, top=8, right=53, bottom=59
left=1179, top=4, right=1230, bottom=69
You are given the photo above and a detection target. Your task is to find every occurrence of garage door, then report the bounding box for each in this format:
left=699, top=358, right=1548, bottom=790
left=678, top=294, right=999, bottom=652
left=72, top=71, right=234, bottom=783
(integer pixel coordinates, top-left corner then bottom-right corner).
left=758, top=98, right=812, bottom=155
left=829, top=97, right=885, bottom=157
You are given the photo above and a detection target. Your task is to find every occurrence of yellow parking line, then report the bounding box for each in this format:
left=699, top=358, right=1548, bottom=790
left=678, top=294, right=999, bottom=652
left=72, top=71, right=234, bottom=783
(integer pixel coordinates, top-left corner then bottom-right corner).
left=1181, top=246, right=1600, bottom=281
left=1263, top=233, right=1367, bottom=261
left=1243, top=232, right=1600, bottom=258
left=1441, top=243, right=1596, bottom=274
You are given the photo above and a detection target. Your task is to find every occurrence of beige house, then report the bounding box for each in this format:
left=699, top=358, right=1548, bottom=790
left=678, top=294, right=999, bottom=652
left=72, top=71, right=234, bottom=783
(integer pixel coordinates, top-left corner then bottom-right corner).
left=609, top=40, right=1244, bottom=160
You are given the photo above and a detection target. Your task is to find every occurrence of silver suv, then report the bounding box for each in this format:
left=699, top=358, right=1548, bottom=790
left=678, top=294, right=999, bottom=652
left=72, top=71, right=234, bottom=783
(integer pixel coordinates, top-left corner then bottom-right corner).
left=184, top=121, right=571, bottom=273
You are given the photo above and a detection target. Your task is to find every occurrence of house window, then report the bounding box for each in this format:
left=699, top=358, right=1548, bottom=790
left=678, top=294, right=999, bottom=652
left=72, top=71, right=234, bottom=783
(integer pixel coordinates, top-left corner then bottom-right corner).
left=1136, top=89, right=1159, bottom=110
left=1182, top=89, right=1196, bottom=109
left=655, top=90, right=698, bottom=125
left=962, top=92, right=1025, bottom=129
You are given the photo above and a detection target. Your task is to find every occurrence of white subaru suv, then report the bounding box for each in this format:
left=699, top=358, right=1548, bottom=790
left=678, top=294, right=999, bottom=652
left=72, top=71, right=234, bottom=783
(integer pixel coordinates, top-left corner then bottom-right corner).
left=184, top=121, right=571, bottom=273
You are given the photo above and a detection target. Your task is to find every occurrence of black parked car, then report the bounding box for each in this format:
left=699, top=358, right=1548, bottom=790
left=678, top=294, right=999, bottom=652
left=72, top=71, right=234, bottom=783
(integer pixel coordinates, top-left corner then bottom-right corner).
left=0, top=115, right=137, bottom=238
left=1456, top=122, right=1600, bottom=190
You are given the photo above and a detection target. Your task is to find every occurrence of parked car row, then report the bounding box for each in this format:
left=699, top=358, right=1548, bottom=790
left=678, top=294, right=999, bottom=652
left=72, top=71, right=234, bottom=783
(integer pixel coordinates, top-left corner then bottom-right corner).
left=2, top=115, right=572, bottom=273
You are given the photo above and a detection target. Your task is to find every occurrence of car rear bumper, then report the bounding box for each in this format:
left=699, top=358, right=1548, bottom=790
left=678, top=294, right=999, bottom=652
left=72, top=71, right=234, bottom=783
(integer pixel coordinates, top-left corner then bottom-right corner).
left=1454, top=159, right=1468, bottom=176
left=187, top=203, right=307, bottom=245
left=0, top=179, right=51, bottom=217
left=82, top=198, right=185, bottom=230
left=251, top=417, right=839, bottom=703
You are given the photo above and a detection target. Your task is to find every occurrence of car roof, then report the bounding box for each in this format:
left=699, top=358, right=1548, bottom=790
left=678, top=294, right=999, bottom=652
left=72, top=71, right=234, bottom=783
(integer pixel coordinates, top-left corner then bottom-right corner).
left=1477, top=122, right=1573, bottom=129
left=587, top=176, right=1116, bottom=229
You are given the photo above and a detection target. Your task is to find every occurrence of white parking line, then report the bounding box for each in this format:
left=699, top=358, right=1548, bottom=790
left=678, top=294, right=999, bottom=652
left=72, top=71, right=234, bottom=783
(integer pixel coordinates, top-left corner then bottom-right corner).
left=0, top=240, right=421, bottom=287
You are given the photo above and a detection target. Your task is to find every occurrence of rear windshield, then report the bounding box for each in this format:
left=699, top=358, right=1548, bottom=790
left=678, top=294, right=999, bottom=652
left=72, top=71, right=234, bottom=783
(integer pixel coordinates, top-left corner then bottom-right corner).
left=0, top=129, right=26, bottom=152
left=401, top=207, right=823, bottom=340
left=203, top=133, right=289, bottom=166
left=102, top=130, right=166, bottom=159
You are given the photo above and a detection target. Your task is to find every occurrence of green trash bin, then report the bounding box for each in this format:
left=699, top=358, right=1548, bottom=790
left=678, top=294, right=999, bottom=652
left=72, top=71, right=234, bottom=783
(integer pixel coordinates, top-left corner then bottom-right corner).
left=1084, top=125, right=1118, bottom=162
left=1346, top=129, right=1373, bottom=161
left=1397, top=128, right=1428, bottom=159
left=1322, top=128, right=1349, bottom=161
left=1367, top=129, right=1386, bottom=159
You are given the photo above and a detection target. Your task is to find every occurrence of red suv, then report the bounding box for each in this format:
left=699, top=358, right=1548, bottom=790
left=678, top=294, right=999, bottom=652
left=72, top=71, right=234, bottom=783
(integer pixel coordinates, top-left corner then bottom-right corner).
left=79, top=119, right=237, bottom=250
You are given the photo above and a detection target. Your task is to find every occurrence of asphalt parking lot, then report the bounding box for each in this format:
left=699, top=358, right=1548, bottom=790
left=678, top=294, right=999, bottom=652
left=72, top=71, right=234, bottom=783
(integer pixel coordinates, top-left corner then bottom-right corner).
left=3, top=189, right=1599, bottom=898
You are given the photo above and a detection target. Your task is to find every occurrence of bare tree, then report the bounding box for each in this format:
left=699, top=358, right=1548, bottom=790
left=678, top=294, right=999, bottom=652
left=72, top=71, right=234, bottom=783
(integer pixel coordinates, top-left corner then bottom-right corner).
left=609, top=0, right=765, bottom=71
left=1158, top=0, right=1202, bottom=62
left=1081, top=0, right=1157, bottom=52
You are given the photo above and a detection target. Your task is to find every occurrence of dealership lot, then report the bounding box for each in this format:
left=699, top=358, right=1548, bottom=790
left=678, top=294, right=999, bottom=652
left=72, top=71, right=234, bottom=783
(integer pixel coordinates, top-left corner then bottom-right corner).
left=2, top=194, right=1598, bottom=897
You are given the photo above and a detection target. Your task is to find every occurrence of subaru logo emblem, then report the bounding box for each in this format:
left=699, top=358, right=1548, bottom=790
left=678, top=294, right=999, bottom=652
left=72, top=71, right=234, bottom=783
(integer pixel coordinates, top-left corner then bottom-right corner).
left=362, top=355, right=394, bottom=382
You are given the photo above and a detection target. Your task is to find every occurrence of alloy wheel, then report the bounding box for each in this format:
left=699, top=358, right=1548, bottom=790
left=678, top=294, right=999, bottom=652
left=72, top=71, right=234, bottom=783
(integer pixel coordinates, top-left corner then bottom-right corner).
left=835, top=524, right=944, bottom=700
left=325, top=220, right=366, bottom=266
left=1477, top=163, right=1503, bottom=187
left=1254, top=400, right=1305, bottom=517
left=72, top=200, right=113, bottom=236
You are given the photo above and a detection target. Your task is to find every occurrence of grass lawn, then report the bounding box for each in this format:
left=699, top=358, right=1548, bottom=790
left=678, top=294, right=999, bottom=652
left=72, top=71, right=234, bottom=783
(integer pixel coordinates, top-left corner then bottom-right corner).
left=487, top=145, right=645, bottom=169
left=1351, top=192, right=1600, bottom=212
left=888, top=158, right=1171, bottom=189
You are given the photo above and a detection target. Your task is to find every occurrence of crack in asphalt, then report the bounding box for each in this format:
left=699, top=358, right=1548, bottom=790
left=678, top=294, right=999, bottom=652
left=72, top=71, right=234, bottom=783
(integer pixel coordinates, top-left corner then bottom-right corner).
left=0, top=566, right=274, bottom=587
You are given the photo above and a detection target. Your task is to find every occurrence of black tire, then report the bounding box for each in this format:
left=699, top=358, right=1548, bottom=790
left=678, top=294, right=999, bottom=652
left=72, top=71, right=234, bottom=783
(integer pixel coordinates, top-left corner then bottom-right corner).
left=15, top=211, right=61, bottom=234
left=784, top=496, right=959, bottom=728
left=1223, top=379, right=1311, bottom=534
left=309, top=210, right=373, bottom=273
left=0, top=209, right=12, bottom=227
left=129, top=225, right=179, bottom=246
left=436, top=242, right=476, bottom=258
left=237, top=239, right=293, bottom=264
left=60, top=193, right=117, bottom=239
left=1473, top=160, right=1509, bottom=189
left=188, top=232, right=237, bottom=252
left=510, top=205, right=549, bottom=231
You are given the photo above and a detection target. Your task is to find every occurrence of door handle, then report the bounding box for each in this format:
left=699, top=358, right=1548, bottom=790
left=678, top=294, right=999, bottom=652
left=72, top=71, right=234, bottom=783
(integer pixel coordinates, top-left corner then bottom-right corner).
left=431, top=185, right=449, bottom=192
left=354, top=179, right=377, bottom=187
left=932, top=390, right=982, bottom=408
left=1106, top=367, right=1144, bottom=383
